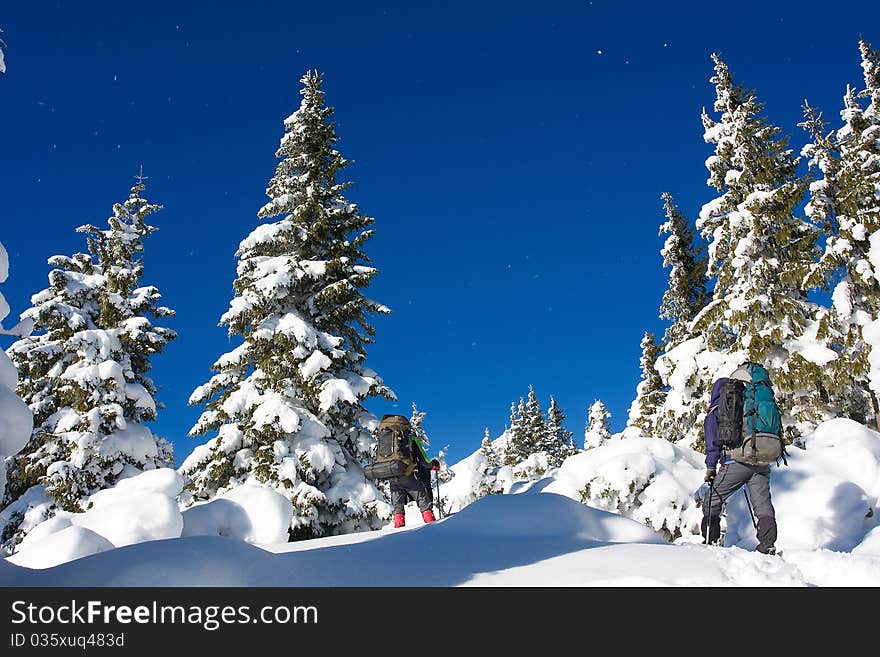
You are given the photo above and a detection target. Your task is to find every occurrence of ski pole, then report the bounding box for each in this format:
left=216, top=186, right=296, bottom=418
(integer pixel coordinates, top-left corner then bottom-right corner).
left=743, top=487, right=757, bottom=530
left=704, top=478, right=714, bottom=545
left=433, top=471, right=442, bottom=519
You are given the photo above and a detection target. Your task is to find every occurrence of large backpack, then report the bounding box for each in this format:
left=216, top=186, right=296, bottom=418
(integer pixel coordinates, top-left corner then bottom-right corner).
left=363, top=414, right=416, bottom=481
left=715, top=363, right=786, bottom=466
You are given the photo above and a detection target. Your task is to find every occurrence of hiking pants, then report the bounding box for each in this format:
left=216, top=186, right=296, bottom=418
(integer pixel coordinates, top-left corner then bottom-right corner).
left=390, top=469, right=433, bottom=514
left=702, top=460, right=777, bottom=551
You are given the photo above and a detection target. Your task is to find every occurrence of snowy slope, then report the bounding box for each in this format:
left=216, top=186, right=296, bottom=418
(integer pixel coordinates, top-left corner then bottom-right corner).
left=2, top=417, right=879, bottom=586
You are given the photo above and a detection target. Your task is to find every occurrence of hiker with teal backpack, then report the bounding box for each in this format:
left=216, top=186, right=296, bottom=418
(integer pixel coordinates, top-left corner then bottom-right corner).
left=701, top=362, right=787, bottom=555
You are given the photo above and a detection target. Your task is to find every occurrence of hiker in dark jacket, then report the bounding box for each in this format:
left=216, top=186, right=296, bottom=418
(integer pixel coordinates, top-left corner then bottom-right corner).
left=702, top=367, right=779, bottom=555
left=391, top=433, right=440, bottom=528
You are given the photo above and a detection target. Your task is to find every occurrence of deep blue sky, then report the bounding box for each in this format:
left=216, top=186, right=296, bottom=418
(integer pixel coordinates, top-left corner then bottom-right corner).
left=1, top=1, right=877, bottom=466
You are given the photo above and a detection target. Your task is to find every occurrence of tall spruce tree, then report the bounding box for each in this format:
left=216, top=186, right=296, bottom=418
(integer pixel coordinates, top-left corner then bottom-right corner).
left=5, top=180, right=175, bottom=514
left=658, top=193, right=708, bottom=347
left=522, top=385, right=547, bottom=451
left=409, top=402, right=428, bottom=441
left=544, top=395, right=577, bottom=464
left=801, top=40, right=880, bottom=424
left=633, top=196, right=707, bottom=447
left=626, top=331, right=666, bottom=438
left=584, top=400, right=611, bottom=450
left=479, top=427, right=500, bottom=468
left=503, top=397, right=528, bottom=466
left=183, top=71, right=394, bottom=539
left=693, top=53, right=834, bottom=437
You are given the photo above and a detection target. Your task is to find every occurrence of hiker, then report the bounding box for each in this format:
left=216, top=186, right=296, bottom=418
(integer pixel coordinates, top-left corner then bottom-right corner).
left=701, top=363, right=780, bottom=555
left=391, top=430, right=440, bottom=528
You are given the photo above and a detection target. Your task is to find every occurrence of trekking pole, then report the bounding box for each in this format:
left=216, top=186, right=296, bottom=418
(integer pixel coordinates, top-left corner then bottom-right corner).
left=434, top=471, right=443, bottom=519
left=703, top=479, right=714, bottom=545
left=742, top=487, right=758, bottom=530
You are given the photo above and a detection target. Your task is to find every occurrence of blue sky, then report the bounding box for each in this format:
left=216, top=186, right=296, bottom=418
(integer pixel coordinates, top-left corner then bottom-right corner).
left=1, top=1, right=877, bottom=465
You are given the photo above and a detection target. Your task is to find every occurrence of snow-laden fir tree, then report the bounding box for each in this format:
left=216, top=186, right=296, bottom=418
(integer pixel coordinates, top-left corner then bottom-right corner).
left=800, top=103, right=873, bottom=423
left=522, top=385, right=547, bottom=450
left=544, top=395, right=577, bottom=465
left=801, top=40, right=880, bottom=423
left=584, top=400, right=611, bottom=450
left=182, top=71, right=394, bottom=539
left=4, top=180, right=176, bottom=516
left=658, top=193, right=708, bottom=347
left=631, top=196, right=706, bottom=446
left=474, top=429, right=504, bottom=500
left=626, top=331, right=666, bottom=438
left=479, top=427, right=501, bottom=469
left=409, top=401, right=427, bottom=440
left=693, top=53, right=836, bottom=438
left=503, top=397, right=528, bottom=466
left=510, top=387, right=553, bottom=479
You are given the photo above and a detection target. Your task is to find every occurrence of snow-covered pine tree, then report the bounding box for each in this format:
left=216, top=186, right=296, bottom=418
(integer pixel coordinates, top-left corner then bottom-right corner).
left=626, top=331, right=667, bottom=438
left=693, top=53, right=835, bottom=438
left=183, top=71, right=394, bottom=540
left=631, top=195, right=708, bottom=446
left=522, top=385, right=547, bottom=450
left=658, top=193, right=708, bottom=348
left=508, top=386, right=552, bottom=478
left=583, top=400, right=611, bottom=450
left=503, top=398, right=528, bottom=466
left=4, top=180, right=176, bottom=514
left=409, top=401, right=427, bottom=440
left=801, top=40, right=880, bottom=424
left=479, top=427, right=501, bottom=468
left=544, top=395, right=577, bottom=464
left=474, top=432, right=503, bottom=500
left=800, top=103, right=874, bottom=423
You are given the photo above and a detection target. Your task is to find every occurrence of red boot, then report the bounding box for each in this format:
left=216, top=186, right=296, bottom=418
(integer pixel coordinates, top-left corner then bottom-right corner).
left=422, top=509, right=436, bottom=523
left=393, top=513, right=405, bottom=528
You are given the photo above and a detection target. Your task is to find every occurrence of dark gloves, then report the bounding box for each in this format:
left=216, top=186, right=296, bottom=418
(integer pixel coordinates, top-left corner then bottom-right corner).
left=430, top=459, right=440, bottom=471
left=705, top=468, right=716, bottom=483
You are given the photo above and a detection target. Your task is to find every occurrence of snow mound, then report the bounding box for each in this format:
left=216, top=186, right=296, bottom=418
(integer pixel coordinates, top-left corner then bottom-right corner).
left=440, top=491, right=665, bottom=544
left=88, top=467, right=184, bottom=507
left=5, top=469, right=184, bottom=566
left=7, top=526, right=115, bottom=569
left=73, top=492, right=182, bottom=548
left=543, top=436, right=705, bottom=539
left=181, top=484, right=293, bottom=544
left=1, top=536, right=275, bottom=587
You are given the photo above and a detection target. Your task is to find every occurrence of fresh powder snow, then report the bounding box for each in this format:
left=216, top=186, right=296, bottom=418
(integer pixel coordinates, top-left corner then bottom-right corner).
left=2, top=417, right=878, bottom=586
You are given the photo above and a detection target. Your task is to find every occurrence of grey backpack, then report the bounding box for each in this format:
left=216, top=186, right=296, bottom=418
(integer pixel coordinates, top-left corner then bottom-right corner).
left=364, top=415, right=416, bottom=480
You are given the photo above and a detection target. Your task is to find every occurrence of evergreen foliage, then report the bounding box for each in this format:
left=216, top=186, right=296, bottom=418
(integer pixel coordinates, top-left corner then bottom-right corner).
left=545, top=395, right=578, bottom=464
left=800, top=40, right=880, bottom=424
left=479, top=428, right=501, bottom=469
left=182, top=71, right=394, bottom=539
left=503, top=397, right=529, bottom=466
left=5, top=180, right=175, bottom=513
left=627, top=332, right=667, bottom=438
left=500, top=386, right=575, bottom=474
left=584, top=400, right=611, bottom=449
left=658, top=193, right=708, bottom=347
left=522, top=385, right=546, bottom=452
left=690, top=53, right=835, bottom=438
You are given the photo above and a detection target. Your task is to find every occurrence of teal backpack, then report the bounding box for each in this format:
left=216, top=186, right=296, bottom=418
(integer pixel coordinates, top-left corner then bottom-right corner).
left=723, top=363, right=786, bottom=466
left=741, top=363, right=782, bottom=437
